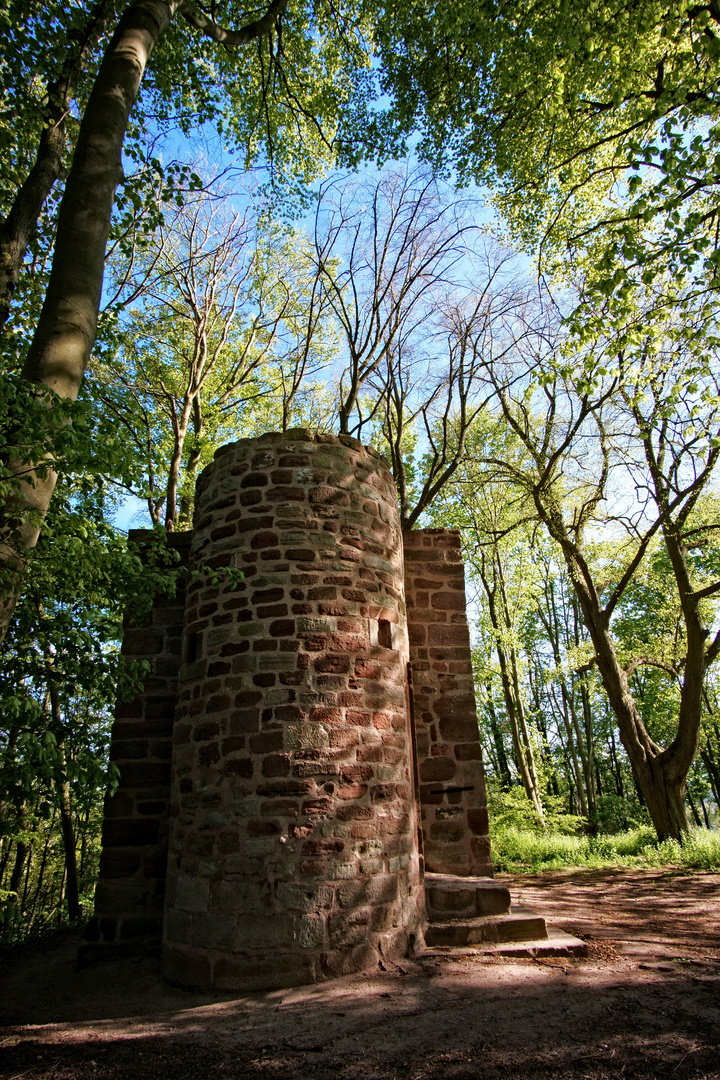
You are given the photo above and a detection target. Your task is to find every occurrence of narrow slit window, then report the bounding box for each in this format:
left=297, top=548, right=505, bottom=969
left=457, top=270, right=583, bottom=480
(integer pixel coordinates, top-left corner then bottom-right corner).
left=378, top=619, right=393, bottom=649
left=185, top=631, right=199, bottom=664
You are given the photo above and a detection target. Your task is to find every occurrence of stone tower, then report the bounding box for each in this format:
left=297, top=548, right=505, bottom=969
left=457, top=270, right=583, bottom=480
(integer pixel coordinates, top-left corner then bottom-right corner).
left=83, top=431, right=494, bottom=989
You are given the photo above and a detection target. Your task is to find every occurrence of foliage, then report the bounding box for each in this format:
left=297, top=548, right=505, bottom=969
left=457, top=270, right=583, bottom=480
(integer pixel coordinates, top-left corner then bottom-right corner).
left=3, top=0, right=720, bottom=929
left=0, top=375, right=180, bottom=934
left=491, top=825, right=720, bottom=874
left=98, top=177, right=339, bottom=527
left=487, top=783, right=585, bottom=835
left=372, top=1, right=720, bottom=317
left=0, top=805, right=104, bottom=941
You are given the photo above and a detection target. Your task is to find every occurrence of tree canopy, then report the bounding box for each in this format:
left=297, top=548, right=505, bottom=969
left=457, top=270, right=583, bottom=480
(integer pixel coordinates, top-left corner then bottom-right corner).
left=373, top=1, right=720, bottom=308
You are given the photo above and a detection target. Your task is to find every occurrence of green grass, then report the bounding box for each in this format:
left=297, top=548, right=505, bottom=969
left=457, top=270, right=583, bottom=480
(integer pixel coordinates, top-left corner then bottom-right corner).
left=491, top=825, right=720, bottom=873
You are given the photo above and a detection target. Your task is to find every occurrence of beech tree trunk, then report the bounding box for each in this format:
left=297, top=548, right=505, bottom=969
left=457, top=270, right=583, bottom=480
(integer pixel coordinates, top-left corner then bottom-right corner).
left=477, top=553, right=545, bottom=819
left=164, top=402, right=192, bottom=529
left=483, top=681, right=513, bottom=788
left=580, top=593, right=694, bottom=840
left=58, top=759, right=81, bottom=921
left=0, top=0, right=179, bottom=641
left=0, top=0, right=114, bottom=327
left=47, top=662, right=81, bottom=921
left=8, top=839, right=28, bottom=900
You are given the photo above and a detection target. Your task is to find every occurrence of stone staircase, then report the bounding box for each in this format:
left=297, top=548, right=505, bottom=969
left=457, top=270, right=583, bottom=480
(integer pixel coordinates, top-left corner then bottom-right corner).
left=422, top=873, right=587, bottom=957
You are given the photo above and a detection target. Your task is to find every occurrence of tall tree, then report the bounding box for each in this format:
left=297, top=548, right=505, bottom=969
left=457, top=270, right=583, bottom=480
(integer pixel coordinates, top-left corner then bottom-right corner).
left=306, top=167, right=538, bottom=527
left=0, top=0, right=373, bottom=642
left=467, top=292, right=720, bottom=839
left=0, top=1, right=123, bottom=330
left=309, top=165, right=474, bottom=437
left=372, top=241, right=529, bottom=528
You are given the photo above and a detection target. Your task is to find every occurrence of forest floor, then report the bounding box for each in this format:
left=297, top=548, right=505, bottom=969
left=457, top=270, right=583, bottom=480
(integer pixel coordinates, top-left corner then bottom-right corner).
left=1, top=867, right=719, bottom=1080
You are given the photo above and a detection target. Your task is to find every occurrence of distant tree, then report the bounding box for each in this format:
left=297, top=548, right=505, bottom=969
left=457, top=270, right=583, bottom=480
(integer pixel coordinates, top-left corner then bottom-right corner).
left=99, top=182, right=335, bottom=528
left=308, top=166, right=472, bottom=436
left=307, top=166, right=536, bottom=527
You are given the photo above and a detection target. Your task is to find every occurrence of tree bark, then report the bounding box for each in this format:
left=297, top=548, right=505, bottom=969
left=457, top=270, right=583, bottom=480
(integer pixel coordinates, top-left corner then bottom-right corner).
left=700, top=747, right=720, bottom=805
left=46, top=660, right=81, bottom=921
left=484, top=681, right=513, bottom=788
left=495, top=556, right=545, bottom=817
left=54, top=739, right=81, bottom=921
left=478, top=553, right=545, bottom=819
left=0, top=0, right=114, bottom=327
left=0, top=0, right=179, bottom=641
left=0, top=0, right=290, bottom=637
left=539, top=491, right=692, bottom=839
left=8, top=839, right=28, bottom=900
left=164, top=398, right=192, bottom=529
left=23, top=0, right=180, bottom=397
left=26, top=807, right=56, bottom=931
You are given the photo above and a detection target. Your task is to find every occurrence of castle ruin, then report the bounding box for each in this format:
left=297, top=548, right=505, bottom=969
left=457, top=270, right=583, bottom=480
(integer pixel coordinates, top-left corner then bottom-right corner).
left=82, top=431, right=575, bottom=990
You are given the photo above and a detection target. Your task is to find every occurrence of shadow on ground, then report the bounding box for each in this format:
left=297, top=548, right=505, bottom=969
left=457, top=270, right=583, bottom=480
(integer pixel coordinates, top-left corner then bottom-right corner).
left=1, top=869, right=718, bottom=1080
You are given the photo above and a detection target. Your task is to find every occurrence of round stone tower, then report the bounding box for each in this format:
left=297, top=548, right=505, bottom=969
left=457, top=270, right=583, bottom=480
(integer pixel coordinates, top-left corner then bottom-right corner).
left=161, top=431, right=423, bottom=990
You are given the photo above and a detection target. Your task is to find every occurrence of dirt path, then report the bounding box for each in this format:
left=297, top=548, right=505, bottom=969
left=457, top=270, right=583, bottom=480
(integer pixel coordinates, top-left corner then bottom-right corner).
left=1, top=868, right=718, bottom=1080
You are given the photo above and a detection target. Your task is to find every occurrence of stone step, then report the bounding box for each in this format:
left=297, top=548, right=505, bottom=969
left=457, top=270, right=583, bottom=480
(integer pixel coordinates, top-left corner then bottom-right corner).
left=423, top=925, right=589, bottom=959
left=424, top=872, right=511, bottom=921
left=424, top=905, right=548, bottom=948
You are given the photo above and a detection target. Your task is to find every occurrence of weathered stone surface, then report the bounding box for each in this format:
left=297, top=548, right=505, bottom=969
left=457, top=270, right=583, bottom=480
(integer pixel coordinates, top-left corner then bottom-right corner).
left=424, top=909, right=547, bottom=947
left=403, top=529, right=493, bottom=877
left=162, top=434, right=424, bottom=990
left=424, top=873, right=511, bottom=918
left=81, top=531, right=192, bottom=957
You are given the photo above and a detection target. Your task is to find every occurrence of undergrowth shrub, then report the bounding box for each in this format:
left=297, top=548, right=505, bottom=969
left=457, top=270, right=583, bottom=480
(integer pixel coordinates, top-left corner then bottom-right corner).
left=646, top=829, right=720, bottom=870
left=487, top=785, right=584, bottom=834
left=490, top=824, right=720, bottom=873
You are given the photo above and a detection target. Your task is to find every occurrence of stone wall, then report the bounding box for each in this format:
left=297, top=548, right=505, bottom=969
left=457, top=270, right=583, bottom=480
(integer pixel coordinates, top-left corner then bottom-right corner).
left=403, top=529, right=492, bottom=876
left=80, top=532, right=191, bottom=961
left=161, top=432, right=424, bottom=991
left=85, top=436, right=494, bottom=984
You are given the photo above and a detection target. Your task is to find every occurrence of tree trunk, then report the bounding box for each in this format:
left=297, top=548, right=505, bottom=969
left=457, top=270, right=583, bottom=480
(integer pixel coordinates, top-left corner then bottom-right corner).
left=27, top=807, right=56, bottom=931
left=0, top=836, right=10, bottom=885
left=551, top=684, right=588, bottom=816
left=580, top=680, right=598, bottom=816
left=0, top=0, right=179, bottom=643
left=477, top=556, right=544, bottom=818
left=484, top=681, right=513, bottom=788
left=686, top=788, right=702, bottom=827
left=20, top=842, right=34, bottom=912
left=0, top=0, right=114, bottom=327
left=609, top=728, right=625, bottom=798
left=539, top=493, right=693, bottom=840
left=58, top=759, right=81, bottom=921
left=574, top=599, right=598, bottom=819
left=585, top=610, right=690, bottom=838
left=178, top=415, right=203, bottom=526
left=164, top=402, right=192, bottom=529
left=46, top=662, right=81, bottom=921
left=700, top=747, right=720, bottom=805
left=8, top=839, right=28, bottom=900
left=698, top=792, right=710, bottom=829
left=0, top=114, right=68, bottom=331
left=79, top=806, right=91, bottom=879
left=495, top=555, right=545, bottom=818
